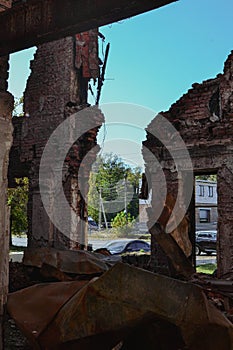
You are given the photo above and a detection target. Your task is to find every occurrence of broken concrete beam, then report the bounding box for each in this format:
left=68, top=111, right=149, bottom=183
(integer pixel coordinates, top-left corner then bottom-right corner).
left=7, top=263, right=233, bottom=350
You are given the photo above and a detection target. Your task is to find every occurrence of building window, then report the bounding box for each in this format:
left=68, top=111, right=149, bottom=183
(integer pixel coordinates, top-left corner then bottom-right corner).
left=199, top=185, right=205, bottom=197
left=199, top=209, right=210, bottom=223
left=208, top=186, right=213, bottom=197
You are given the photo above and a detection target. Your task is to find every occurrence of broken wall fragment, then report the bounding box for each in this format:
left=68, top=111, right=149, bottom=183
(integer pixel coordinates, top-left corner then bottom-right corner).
left=0, top=2, right=13, bottom=348
left=143, top=51, right=233, bottom=278
left=8, top=30, right=104, bottom=250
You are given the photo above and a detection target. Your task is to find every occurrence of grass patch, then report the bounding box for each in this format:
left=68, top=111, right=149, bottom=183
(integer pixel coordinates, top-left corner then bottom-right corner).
left=88, top=229, right=150, bottom=241
left=196, top=263, right=217, bottom=274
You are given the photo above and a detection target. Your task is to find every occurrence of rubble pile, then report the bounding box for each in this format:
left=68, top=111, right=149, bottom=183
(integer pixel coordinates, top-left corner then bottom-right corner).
left=7, top=263, right=233, bottom=350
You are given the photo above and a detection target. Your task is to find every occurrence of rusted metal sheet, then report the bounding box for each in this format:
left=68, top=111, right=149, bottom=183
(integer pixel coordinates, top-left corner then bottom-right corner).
left=0, top=0, right=177, bottom=56
left=7, top=263, right=233, bottom=349
left=7, top=280, right=90, bottom=348
left=23, top=247, right=113, bottom=276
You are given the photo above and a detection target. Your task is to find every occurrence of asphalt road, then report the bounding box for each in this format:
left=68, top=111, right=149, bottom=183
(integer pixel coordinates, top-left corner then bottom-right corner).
left=196, top=254, right=216, bottom=265
left=10, top=237, right=216, bottom=265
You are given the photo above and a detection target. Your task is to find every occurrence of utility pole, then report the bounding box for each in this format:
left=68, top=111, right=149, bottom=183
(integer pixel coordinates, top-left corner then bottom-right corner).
left=124, top=176, right=127, bottom=214
left=101, top=200, right=108, bottom=230
left=98, top=188, right=102, bottom=230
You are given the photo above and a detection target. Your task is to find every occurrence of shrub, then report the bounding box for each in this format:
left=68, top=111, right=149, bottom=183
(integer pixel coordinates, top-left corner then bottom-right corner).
left=111, top=211, right=135, bottom=237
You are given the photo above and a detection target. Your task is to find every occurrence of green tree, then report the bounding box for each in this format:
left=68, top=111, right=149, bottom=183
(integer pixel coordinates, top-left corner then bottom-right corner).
left=8, top=178, right=29, bottom=242
left=111, top=211, right=135, bottom=236
left=13, top=96, right=24, bottom=117
left=88, top=153, right=142, bottom=225
left=126, top=166, right=141, bottom=218
left=196, top=175, right=217, bottom=181
left=88, top=172, right=99, bottom=223
left=95, top=153, right=127, bottom=201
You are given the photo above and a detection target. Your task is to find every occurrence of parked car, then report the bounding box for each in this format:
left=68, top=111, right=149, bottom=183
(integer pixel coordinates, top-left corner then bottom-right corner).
left=103, top=239, right=150, bottom=255
left=88, top=217, right=98, bottom=231
left=195, top=230, right=217, bottom=255
left=101, top=222, right=112, bottom=229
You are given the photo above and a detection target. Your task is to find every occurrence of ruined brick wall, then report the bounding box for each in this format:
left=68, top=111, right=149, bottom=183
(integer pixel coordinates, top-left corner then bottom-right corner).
left=9, top=31, right=103, bottom=249
left=0, top=2, right=13, bottom=347
left=0, top=91, right=13, bottom=350
left=143, top=51, right=233, bottom=278
left=0, top=0, right=11, bottom=10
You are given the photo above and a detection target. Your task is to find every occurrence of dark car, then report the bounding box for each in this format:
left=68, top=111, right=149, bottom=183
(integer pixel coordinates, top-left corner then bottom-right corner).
left=103, top=239, right=150, bottom=255
left=101, top=222, right=112, bottom=229
left=195, top=230, right=217, bottom=255
left=88, top=217, right=98, bottom=231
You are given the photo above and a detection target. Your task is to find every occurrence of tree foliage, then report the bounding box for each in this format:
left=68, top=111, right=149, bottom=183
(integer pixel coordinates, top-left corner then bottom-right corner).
left=8, top=178, right=28, bottom=236
left=196, top=175, right=217, bottom=181
left=88, top=153, right=142, bottom=224
left=95, top=153, right=127, bottom=201
left=111, top=211, right=135, bottom=236
left=13, top=96, right=24, bottom=117
left=88, top=172, right=99, bottom=224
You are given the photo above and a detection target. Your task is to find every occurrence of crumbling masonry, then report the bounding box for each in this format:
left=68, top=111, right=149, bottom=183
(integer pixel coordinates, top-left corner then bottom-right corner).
left=8, top=31, right=103, bottom=250
left=143, top=51, right=233, bottom=278
left=0, top=2, right=13, bottom=347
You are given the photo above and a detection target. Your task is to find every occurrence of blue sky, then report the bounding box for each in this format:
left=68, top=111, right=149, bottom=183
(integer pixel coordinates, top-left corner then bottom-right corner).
left=8, top=0, right=233, bottom=168
left=97, top=0, right=233, bottom=111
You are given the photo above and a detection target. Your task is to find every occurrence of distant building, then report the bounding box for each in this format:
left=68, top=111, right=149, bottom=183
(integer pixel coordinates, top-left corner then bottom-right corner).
left=195, top=179, right=218, bottom=225
left=139, top=194, right=151, bottom=224
left=139, top=179, right=218, bottom=226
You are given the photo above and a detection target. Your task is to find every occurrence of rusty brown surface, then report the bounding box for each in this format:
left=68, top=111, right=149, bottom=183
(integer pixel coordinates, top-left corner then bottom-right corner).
left=149, top=220, right=195, bottom=280
left=158, top=193, right=192, bottom=258
left=7, top=263, right=233, bottom=350
left=23, top=247, right=111, bottom=276
left=147, top=193, right=195, bottom=279
left=0, top=0, right=177, bottom=56
left=7, top=280, right=90, bottom=348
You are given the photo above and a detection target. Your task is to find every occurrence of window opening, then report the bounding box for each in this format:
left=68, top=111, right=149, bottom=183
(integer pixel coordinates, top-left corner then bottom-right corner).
left=195, top=174, right=218, bottom=274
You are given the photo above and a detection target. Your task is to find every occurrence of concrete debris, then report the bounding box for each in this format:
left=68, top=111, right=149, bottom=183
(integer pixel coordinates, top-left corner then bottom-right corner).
left=7, top=263, right=233, bottom=350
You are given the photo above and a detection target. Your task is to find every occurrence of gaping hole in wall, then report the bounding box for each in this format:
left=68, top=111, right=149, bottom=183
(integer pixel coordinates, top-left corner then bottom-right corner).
left=195, top=174, right=218, bottom=275
left=8, top=47, right=36, bottom=109
left=87, top=150, right=141, bottom=236
left=7, top=49, right=34, bottom=260
left=8, top=177, right=29, bottom=260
